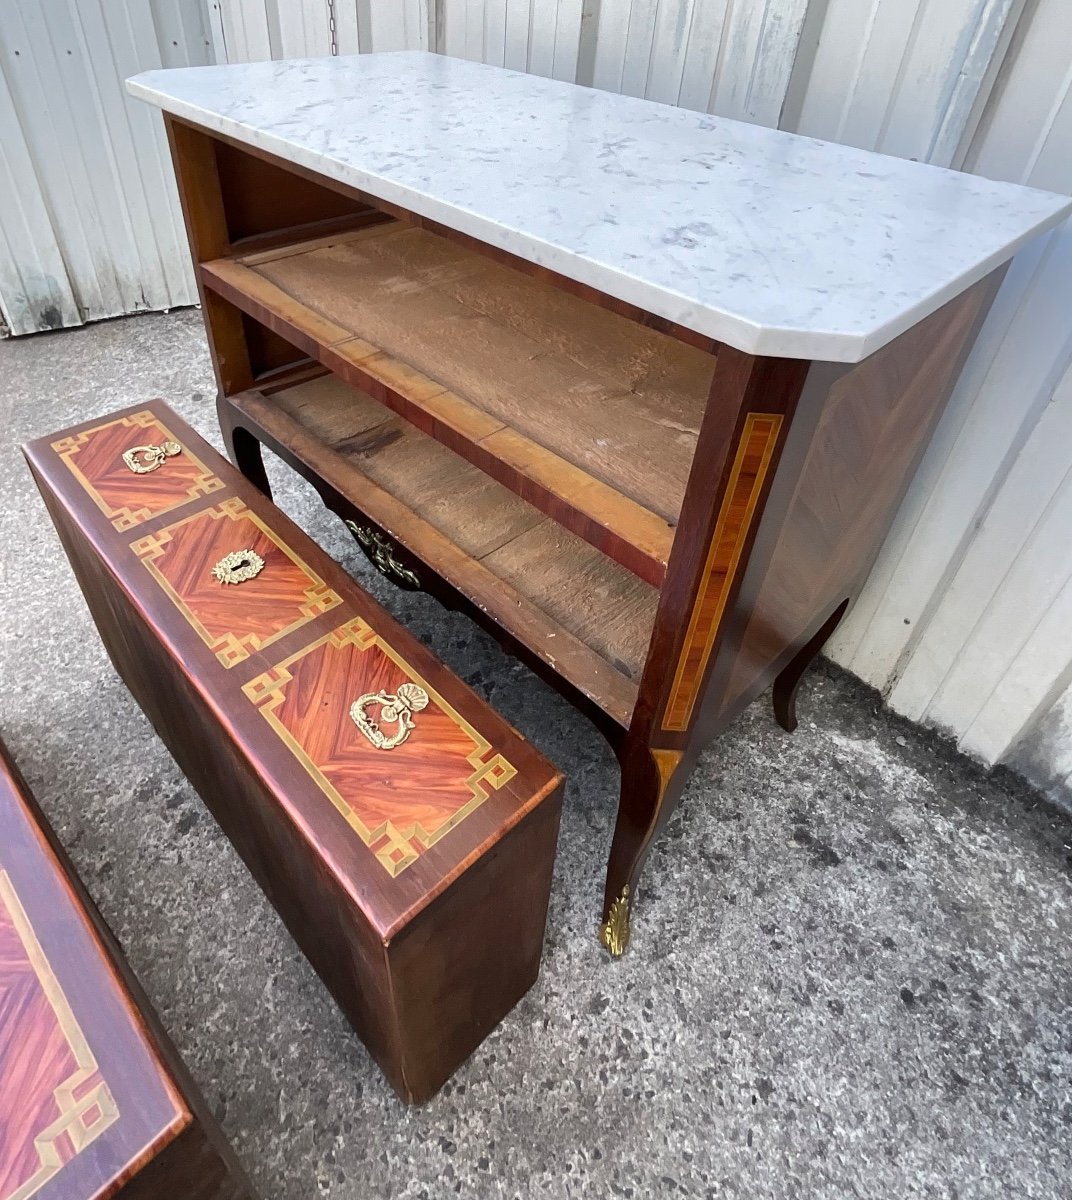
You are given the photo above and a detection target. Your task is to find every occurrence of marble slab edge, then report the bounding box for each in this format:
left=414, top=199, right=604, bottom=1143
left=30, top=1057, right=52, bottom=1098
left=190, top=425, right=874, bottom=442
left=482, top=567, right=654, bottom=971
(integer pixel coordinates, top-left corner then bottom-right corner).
left=126, top=75, right=1072, bottom=365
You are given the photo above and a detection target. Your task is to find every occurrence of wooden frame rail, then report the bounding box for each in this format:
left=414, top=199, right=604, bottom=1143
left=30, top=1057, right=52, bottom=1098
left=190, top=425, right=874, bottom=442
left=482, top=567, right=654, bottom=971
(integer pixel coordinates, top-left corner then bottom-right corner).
left=200, top=248, right=680, bottom=587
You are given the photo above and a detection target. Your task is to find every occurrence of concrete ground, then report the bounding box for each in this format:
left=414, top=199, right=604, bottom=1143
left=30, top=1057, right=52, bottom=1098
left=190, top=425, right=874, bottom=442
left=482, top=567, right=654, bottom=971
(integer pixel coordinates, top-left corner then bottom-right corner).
left=1, top=310, right=1070, bottom=1200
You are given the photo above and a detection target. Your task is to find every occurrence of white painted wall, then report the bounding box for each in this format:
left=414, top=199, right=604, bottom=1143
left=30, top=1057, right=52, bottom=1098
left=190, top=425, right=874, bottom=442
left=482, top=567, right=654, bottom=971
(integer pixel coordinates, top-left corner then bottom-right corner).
left=4, top=0, right=1069, bottom=803
left=787, top=0, right=1028, bottom=167
left=0, top=0, right=214, bottom=335
left=440, top=0, right=812, bottom=123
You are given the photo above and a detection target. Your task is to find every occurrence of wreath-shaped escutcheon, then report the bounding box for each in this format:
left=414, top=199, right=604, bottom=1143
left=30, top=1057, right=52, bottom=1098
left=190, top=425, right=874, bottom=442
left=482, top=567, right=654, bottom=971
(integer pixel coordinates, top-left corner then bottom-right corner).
left=211, top=548, right=265, bottom=585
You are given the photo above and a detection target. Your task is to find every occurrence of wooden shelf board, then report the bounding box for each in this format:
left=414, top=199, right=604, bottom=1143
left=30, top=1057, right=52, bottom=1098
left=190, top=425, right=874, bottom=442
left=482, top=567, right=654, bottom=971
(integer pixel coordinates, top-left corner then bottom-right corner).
left=229, top=374, right=658, bottom=728
left=226, top=209, right=394, bottom=258
left=202, top=221, right=717, bottom=587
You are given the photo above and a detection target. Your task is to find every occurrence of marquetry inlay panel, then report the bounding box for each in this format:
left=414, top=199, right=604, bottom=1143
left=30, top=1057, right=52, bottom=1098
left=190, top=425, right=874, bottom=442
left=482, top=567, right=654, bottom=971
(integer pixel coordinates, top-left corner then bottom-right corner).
left=662, top=412, right=782, bottom=732
left=131, top=496, right=342, bottom=667
left=243, top=618, right=517, bottom=876
left=0, top=872, right=118, bottom=1200
left=52, top=410, right=223, bottom=531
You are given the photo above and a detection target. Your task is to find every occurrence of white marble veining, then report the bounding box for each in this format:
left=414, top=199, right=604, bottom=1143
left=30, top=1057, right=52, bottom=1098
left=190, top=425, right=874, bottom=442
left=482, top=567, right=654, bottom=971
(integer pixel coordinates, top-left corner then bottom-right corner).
left=128, top=52, right=1071, bottom=362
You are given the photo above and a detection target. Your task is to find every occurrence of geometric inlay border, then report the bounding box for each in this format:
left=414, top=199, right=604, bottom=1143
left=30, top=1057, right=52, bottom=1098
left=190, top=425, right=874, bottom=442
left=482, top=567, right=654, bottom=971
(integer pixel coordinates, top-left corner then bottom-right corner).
left=662, top=412, right=783, bottom=732
left=0, top=871, right=119, bottom=1200
left=242, top=618, right=517, bottom=876
left=51, top=410, right=224, bottom=532
left=130, top=496, right=343, bottom=669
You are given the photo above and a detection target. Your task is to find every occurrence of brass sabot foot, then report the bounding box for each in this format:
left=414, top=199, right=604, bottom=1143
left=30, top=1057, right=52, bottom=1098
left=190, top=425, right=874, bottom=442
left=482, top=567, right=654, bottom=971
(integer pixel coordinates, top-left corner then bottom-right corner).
left=598, top=885, right=630, bottom=958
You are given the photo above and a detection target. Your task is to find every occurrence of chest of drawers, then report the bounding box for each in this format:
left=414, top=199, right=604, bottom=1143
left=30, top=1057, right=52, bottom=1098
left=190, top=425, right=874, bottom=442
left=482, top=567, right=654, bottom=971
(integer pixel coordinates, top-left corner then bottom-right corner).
left=127, top=51, right=1071, bottom=954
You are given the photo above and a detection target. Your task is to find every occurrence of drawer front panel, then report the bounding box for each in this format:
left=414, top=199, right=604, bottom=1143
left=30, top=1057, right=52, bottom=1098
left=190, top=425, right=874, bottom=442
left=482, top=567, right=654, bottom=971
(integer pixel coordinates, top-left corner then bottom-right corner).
left=0, top=869, right=119, bottom=1200
left=130, top=496, right=342, bottom=668
left=243, top=617, right=517, bottom=876
left=27, top=397, right=564, bottom=1103
left=0, top=743, right=193, bottom=1200
left=51, top=410, right=223, bottom=531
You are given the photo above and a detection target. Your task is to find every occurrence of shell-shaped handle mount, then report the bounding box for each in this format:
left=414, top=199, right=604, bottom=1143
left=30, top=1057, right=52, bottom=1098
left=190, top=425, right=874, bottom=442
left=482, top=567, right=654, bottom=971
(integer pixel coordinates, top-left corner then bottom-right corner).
left=350, top=683, right=430, bottom=750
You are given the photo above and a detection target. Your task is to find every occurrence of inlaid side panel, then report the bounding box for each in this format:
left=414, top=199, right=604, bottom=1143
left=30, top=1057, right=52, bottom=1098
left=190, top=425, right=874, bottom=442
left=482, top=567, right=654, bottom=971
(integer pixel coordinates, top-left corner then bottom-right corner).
left=52, top=411, right=223, bottom=531
left=131, top=496, right=342, bottom=667
left=243, top=619, right=517, bottom=876
left=662, top=413, right=783, bottom=731
left=719, top=275, right=1000, bottom=715
left=0, top=872, right=118, bottom=1200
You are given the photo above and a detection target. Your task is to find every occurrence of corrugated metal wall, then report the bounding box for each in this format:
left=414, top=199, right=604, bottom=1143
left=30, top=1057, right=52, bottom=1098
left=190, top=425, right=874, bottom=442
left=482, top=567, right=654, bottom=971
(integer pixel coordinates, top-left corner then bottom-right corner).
left=822, top=0, right=1072, bottom=806
left=0, top=0, right=214, bottom=335
left=207, top=1, right=433, bottom=59
left=211, top=0, right=812, bottom=122
left=3, top=0, right=1070, bottom=803
left=403, top=0, right=815, bottom=123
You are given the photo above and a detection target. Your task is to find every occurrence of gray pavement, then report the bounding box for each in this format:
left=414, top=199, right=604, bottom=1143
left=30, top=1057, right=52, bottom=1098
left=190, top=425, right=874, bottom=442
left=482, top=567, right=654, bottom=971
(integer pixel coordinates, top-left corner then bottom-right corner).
left=1, top=311, right=1069, bottom=1199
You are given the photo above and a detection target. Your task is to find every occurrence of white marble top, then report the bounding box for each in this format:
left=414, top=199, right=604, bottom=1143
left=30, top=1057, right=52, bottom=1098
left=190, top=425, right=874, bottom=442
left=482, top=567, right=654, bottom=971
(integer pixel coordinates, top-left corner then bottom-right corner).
left=129, top=52, right=1071, bottom=363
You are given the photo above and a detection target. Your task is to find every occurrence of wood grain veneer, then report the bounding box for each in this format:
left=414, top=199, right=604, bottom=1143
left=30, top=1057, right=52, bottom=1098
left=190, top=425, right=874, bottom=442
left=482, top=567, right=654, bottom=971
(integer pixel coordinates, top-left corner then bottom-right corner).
left=662, top=412, right=783, bottom=731
left=273, top=373, right=658, bottom=687
left=52, top=409, right=223, bottom=531
left=712, top=274, right=1004, bottom=726
left=131, top=495, right=342, bottom=668
left=243, top=618, right=518, bottom=877
left=224, top=377, right=652, bottom=730
left=25, top=400, right=564, bottom=1101
left=0, top=736, right=254, bottom=1199
left=248, top=224, right=712, bottom=519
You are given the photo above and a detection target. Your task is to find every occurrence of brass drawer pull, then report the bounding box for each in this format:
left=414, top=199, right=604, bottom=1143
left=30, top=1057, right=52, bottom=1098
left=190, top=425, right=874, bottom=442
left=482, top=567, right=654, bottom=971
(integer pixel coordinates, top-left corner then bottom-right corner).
left=351, top=683, right=429, bottom=750
left=345, top=520, right=420, bottom=589
left=122, top=441, right=182, bottom=473
left=212, top=548, right=265, bottom=585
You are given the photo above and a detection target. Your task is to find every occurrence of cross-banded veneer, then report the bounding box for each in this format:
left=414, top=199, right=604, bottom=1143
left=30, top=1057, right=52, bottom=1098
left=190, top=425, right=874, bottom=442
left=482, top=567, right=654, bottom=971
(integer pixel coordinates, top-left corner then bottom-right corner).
left=0, top=736, right=254, bottom=1199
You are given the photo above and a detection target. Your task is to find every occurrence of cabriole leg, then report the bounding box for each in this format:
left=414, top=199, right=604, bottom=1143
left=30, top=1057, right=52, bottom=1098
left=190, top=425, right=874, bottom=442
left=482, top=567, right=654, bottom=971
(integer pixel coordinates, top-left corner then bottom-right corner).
left=600, top=740, right=685, bottom=957
left=216, top=396, right=273, bottom=501
left=772, top=598, right=850, bottom=733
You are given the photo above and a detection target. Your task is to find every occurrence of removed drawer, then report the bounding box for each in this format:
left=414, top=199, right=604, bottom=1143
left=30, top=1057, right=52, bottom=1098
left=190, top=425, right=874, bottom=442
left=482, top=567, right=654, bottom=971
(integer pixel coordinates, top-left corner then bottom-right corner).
left=25, top=401, right=564, bottom=1104
left=0, top=734, right=254, bottom=1198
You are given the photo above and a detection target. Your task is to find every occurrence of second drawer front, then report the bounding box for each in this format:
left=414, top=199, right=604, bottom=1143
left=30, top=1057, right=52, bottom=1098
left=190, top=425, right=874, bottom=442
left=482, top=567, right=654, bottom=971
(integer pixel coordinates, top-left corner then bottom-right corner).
left=130, top=496, right=343, bottom=667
